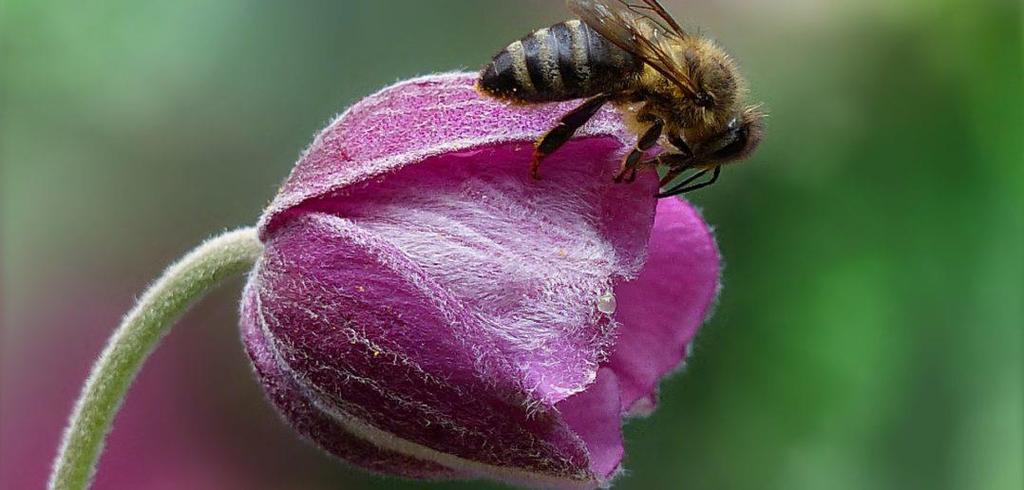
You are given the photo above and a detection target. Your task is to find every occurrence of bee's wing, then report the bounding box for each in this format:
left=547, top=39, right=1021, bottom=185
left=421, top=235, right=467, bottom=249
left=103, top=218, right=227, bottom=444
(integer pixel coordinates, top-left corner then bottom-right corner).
left=635, top=0, right=688, bottom=36
left=567, top=0, right=698, bottom=96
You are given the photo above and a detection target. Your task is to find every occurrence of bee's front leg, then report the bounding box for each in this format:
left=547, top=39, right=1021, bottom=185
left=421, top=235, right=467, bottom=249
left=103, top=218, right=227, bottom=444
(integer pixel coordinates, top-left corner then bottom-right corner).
left=657, top=166, right=722, bottom=198
left=615, top=118, right=664, bottom=183
left=655, top=151, right=723, bottom=198
left=667, top=133, right=693, bottom=158
left=656, top=153, right=694, bottom=187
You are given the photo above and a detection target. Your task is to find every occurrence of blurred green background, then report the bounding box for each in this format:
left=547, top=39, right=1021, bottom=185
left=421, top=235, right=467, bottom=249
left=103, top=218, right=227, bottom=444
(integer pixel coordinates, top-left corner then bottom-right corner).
left=2, top=0, right=1021, bottom=489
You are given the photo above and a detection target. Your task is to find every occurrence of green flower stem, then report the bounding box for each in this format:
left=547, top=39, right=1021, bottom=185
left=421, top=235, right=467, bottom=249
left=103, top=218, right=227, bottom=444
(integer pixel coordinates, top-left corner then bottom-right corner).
left=48, top=228, right=264, bottom=490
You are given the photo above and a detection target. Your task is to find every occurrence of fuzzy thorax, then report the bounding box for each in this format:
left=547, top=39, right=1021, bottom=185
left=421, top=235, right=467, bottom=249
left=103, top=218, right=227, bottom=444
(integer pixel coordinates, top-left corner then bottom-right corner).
left=628, top=37, right=749, bottom=143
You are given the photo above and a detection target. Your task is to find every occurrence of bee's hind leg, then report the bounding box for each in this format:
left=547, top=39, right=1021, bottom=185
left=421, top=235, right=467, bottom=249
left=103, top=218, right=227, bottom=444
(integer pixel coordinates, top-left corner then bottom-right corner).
left=532, top=94, right=613, bottom=180
left=615, top=118, right=664, bottom=183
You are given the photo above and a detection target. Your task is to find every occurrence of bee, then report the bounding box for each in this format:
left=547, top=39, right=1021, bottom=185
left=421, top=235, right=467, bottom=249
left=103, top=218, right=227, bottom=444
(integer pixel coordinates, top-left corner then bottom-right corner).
left=477, top=0, right=764, bottom=197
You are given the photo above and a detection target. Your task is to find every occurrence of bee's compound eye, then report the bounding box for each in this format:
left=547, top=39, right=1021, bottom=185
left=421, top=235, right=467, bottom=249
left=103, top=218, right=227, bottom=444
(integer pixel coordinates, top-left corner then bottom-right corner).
left=695, top=91, right=714, bottom=108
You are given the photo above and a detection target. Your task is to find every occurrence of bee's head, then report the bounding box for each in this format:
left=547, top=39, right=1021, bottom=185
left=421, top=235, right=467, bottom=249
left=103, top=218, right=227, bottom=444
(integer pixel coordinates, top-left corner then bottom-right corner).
left=693, top=106, right=765, bottom=166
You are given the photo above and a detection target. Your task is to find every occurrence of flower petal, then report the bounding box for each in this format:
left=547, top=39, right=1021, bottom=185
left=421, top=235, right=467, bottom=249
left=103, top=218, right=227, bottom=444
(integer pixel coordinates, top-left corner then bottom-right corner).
left=240, top=286, right=459, bottom=479
left=557, top=368, right=625, bottom=480
left=259, top=72, right=632, bottom=238
left=251, top=209, right=681, bottom=486
left=608, top=199, right=721, bottom=415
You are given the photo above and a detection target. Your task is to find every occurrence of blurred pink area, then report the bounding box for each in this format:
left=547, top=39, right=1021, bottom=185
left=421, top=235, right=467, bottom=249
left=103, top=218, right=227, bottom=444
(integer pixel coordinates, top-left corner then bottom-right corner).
left=0, top=269, right=365, bottom=489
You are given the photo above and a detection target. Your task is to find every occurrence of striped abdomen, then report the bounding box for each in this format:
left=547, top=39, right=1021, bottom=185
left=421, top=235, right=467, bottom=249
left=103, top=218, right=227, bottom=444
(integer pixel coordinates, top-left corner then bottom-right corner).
left=477, top=19, right=642, bottom=103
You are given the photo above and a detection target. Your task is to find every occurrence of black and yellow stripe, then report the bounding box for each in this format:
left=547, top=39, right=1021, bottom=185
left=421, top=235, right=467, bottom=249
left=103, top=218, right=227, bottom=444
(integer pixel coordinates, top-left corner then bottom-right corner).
left=478, top=20, right=642, bottom=103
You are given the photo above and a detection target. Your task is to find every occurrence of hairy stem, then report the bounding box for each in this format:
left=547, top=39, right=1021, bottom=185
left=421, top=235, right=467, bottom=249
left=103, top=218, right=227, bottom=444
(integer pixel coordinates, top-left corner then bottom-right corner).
left=49, top=228, right=264, bottom=490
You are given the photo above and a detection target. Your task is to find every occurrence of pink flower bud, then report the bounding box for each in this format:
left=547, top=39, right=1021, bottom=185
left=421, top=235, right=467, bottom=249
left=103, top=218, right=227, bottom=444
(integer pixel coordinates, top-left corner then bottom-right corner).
left=240, top=73, right=720, bottom=488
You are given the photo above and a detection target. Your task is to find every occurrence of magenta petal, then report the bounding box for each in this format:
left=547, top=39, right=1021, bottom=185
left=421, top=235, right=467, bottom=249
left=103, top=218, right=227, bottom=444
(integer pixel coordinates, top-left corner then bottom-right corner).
left=609, top=199, right=721, bottom=415
left=557, top=368, right=625, bottom=480
left=248, top=214, right=609, bottom=486
left=240, top=286, right=458, bottom=480
left=259, top=72, right=634, bottom=238
left=251, top=214, right=592, bottom=476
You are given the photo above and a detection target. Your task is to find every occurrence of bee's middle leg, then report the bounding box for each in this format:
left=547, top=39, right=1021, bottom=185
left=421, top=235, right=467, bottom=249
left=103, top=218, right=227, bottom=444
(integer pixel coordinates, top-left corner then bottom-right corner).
left=532, top=94, right=612, bottom=180
left=615, top=118, right=665, bottom=183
